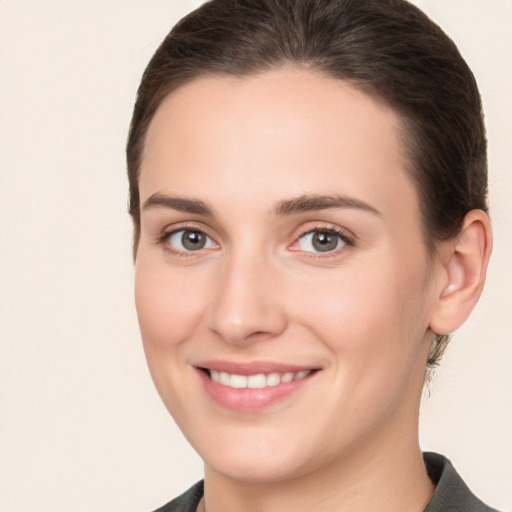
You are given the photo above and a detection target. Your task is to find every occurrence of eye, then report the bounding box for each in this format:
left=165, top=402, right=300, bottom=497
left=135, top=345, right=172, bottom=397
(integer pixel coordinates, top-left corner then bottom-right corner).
left=167, top=229, right=216, bottom=252
left=296, top=230, right=348, bottom=253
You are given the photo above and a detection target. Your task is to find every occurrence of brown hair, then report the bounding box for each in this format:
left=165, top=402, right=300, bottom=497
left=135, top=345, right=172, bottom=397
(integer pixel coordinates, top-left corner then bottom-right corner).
left=126, top=0, right=488, bottom=367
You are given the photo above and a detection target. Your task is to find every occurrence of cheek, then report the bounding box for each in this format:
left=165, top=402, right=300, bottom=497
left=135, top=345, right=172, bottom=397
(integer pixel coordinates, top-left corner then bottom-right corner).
left=134, top=259, right=214, bottom=420
left=289, top=252, right=430, bottom=377
left=134, top=259, right=209, bottom=353
left=289, top=258, right=431, bottom=440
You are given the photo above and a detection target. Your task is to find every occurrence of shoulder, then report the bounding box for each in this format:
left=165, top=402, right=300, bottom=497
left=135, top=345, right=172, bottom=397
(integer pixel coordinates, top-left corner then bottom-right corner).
left=151, top=481, right=204, bottom=512
left=423, top=452, right=500, bottom=512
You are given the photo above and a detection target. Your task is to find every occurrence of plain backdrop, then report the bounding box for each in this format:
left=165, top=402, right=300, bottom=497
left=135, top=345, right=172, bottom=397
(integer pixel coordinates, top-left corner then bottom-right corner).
left=0, top=1, right=511, bottom=511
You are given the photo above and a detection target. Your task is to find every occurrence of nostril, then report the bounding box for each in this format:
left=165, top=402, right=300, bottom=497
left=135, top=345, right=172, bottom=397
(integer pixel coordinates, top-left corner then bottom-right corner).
left=246, top=330, right=279, bottom=342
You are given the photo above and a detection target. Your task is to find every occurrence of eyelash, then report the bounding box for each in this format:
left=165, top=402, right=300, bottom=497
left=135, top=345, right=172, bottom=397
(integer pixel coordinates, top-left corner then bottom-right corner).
left=157, top=224, right=217, bottom=258
left=156, top=224, right=355, bottom=258
left=292, top=226, right=355, bottom=257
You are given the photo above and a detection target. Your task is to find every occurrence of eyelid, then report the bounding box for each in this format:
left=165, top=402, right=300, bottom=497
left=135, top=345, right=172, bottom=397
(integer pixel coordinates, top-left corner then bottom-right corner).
left=156, top=222, right=220, bottom=255
left=153, top=220, right=355, bottom=257
left=288, top=224, right=356, bottom=255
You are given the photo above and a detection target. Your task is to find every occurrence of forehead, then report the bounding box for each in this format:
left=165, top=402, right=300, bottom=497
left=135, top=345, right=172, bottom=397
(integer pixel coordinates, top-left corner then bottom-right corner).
left=140, top=68, right=418, bottom=224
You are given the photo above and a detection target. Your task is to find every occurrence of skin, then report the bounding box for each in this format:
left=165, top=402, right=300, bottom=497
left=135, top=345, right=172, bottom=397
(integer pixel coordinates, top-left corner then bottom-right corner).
left=134, top=68, right=491, bottom=512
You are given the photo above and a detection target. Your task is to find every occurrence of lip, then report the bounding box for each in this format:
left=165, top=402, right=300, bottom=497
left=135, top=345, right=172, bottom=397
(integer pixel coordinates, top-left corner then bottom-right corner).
left=196, top=359, right=316, bottom=375
left=195, top=360, right=320, bottom=412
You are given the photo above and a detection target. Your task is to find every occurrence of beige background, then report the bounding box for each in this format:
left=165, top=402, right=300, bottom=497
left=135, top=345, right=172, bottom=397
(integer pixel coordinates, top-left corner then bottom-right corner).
left=0, top=1, right=510, bottom=511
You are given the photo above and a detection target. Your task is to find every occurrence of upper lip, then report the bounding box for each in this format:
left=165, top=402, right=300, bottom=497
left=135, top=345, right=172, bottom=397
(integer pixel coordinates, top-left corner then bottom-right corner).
left=195, top=360, right=320, bottom=375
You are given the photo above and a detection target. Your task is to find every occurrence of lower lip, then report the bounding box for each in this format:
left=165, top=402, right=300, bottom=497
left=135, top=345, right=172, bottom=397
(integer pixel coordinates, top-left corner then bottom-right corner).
left=197, top=369, right=316, bottom=412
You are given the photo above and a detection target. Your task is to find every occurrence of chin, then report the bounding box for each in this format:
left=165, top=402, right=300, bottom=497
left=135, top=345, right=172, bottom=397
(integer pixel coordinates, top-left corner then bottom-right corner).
left=206, top=452, right=308, bottom=484
left=194, top=427, right=326, bottom=484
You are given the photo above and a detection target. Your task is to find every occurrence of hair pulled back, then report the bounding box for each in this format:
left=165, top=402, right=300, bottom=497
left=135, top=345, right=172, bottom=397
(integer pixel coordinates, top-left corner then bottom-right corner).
left=127, top=0, right=488, bottom=368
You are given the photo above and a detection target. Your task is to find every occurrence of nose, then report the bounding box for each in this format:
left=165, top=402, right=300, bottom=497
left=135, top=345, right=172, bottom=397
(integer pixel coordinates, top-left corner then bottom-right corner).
left=206, top=250, right=288, bottom=344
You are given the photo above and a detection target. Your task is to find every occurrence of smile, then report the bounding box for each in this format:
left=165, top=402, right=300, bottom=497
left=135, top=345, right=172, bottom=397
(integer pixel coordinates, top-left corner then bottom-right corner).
left=196, top=363, right=319, bottom=412
left=208, top=369, right=312, bottom=389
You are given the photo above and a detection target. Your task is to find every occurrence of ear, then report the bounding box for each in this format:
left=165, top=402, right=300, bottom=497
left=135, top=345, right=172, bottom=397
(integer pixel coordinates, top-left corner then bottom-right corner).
left=429, top=209, right=492, bottom=336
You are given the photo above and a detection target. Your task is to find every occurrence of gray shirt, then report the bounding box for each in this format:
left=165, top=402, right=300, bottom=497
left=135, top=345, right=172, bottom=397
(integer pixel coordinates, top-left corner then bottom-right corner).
left=423, top=452, right=499, bottom=512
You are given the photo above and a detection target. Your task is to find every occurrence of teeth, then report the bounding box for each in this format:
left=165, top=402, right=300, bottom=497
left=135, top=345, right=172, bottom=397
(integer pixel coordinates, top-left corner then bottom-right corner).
left=229, top=374, right=248, bottom=388
left=247, top=374, right=266, bottom=388
left=208, top=369, right=312, bottom=388
left=266, top=372, right=281, bottom=387
left=281, top=372, right=294, bottom=383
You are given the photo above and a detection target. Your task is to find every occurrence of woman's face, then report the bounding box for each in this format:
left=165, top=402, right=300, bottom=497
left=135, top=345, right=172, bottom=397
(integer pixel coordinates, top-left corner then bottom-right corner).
left=135, top=69, right=439, bottom=482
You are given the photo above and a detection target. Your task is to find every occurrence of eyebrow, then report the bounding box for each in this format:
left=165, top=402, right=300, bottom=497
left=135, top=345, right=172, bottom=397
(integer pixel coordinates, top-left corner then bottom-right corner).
left=142, top=193, right=213, bottom=216
left=142, top=192, right=380, bottom=218
left=274, top=194, right=381, bottom=216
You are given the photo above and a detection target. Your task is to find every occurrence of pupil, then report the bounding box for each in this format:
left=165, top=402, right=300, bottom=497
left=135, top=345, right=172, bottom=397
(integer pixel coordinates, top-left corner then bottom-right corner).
left=312, top=232, right=337, bottom=252
left=182, top=230, right=206, bottom=250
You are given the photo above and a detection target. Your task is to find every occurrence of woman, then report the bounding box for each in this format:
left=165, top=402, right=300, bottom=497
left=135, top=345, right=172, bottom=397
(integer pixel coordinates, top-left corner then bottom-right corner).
left=127, top=0, right=496, bottom=510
